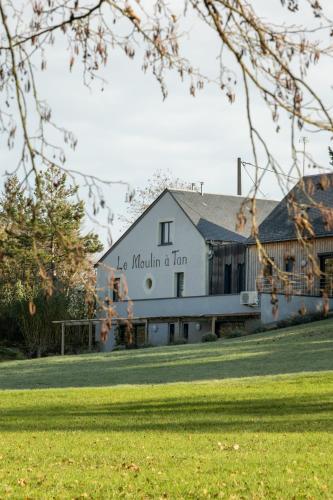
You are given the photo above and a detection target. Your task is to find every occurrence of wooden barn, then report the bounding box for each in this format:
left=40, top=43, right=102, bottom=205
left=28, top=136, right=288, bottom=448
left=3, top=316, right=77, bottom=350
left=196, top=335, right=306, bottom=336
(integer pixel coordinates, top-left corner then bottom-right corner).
left=247, top=173, right=333, bottom=297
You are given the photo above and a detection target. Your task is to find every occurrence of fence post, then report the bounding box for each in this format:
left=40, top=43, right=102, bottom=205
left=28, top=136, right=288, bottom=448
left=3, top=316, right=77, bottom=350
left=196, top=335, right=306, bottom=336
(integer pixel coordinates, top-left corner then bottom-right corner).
left=88, top=321, right=92, bottom=351
left=61, top=322, right=65, bottom=356
left=145, top=319, right=149, bottom=344
left=211, top=316, right=216, bottom=335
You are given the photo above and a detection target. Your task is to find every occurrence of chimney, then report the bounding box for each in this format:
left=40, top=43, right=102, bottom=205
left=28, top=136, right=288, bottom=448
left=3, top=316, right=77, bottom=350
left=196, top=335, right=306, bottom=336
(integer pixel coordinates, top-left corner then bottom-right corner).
left=237, top=157, right=242, bottom=196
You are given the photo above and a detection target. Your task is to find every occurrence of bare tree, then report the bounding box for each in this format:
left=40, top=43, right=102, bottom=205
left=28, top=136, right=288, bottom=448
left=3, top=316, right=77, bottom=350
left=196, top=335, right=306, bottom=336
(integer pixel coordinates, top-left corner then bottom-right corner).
left=1, top=0, right=333, bottom=313
left=119, top=169, right=199, bottom=228
left=1, top=1, right=332, bottom=188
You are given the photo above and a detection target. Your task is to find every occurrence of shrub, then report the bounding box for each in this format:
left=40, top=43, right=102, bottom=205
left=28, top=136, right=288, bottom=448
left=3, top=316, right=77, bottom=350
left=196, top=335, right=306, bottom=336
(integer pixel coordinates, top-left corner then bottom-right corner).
left=112, top=345, right=126, bottom=351
left=222, top=329, right=243, bottom=339
left=276, top=311, right=329, bottom=330
left=202, top=332, right=218, bottom=342
left=172, top=337, right=187, bottom=345
left=0, top=346, right=25, bottom=361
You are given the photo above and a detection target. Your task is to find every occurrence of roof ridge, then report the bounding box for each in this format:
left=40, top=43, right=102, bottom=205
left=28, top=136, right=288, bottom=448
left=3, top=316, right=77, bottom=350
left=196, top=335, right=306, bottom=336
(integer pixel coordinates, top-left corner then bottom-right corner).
left=170, top=189, right=279, bottom=202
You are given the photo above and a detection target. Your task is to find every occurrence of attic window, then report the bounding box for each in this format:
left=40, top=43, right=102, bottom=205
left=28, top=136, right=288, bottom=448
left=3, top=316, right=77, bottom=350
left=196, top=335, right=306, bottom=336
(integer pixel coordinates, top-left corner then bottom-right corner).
left=160, top=221, right=173, bottom=245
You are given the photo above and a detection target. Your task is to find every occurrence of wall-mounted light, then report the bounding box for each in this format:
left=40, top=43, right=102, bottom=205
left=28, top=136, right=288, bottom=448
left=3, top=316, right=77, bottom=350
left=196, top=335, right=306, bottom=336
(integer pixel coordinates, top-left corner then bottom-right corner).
left=152, top=324, right=158, bottom=333
left=195, top=323, right=201, bottom=331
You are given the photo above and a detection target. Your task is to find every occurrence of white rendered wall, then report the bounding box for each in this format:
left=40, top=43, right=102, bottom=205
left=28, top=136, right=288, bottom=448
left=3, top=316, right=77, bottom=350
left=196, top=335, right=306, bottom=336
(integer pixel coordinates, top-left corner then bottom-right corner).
left=96, top=192, right=209, bottom=301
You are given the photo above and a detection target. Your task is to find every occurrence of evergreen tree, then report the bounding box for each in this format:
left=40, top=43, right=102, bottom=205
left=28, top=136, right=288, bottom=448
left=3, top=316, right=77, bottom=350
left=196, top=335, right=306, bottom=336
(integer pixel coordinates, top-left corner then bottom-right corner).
left=0, top=167, right=103, bottom=355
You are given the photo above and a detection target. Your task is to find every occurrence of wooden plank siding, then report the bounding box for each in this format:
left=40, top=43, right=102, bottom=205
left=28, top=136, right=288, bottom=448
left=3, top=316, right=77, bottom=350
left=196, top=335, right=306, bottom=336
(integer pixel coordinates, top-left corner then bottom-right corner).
left=246, top=237, right=333, bottom=294
left=209, top=243, right=246, bottom=294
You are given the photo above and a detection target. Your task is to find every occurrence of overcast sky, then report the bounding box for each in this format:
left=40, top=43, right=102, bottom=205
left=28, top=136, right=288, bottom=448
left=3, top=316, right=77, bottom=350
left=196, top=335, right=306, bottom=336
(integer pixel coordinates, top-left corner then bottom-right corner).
left=1, top=1, right=333, bottom=248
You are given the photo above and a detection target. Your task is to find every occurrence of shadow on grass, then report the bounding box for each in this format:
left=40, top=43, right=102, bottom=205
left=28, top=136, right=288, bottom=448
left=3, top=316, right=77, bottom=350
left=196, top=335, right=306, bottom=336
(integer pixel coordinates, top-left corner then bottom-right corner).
left=1, top=324, right=333, bottom=390
left=1, top=394, right=333, bottom=433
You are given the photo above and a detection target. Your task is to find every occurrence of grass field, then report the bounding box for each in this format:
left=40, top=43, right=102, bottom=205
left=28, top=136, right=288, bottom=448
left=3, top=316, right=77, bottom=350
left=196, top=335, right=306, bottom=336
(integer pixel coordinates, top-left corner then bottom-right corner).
left=1, top=320, right=333, bottom=498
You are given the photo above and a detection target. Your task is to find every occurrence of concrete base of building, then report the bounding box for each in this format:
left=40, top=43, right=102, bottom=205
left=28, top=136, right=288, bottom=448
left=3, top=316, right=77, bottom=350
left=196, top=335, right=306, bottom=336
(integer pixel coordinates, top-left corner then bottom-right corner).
left=95, top=314, right=261, bottom=352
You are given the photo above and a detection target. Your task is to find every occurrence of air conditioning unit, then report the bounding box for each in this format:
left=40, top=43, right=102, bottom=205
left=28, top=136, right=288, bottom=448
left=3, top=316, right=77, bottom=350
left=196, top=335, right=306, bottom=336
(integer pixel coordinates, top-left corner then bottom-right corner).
left=240, top=291, right=259, bottom=306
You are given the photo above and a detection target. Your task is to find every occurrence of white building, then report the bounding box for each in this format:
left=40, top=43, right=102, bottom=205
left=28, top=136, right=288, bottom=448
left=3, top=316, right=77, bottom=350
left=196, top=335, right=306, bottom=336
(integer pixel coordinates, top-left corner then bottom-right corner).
left=95, top=188, right=277, bottom=350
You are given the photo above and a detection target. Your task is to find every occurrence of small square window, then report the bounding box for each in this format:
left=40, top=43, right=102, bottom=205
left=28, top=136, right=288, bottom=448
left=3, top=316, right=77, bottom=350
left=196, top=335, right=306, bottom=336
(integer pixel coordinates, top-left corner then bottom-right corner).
left=160, top=221, right=173, bottom=245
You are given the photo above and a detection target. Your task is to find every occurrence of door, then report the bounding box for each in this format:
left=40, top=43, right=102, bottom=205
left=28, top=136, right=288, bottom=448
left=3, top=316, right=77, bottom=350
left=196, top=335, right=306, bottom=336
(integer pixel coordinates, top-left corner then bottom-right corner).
left=183, top=323, right=189, bottom=341
left=169, top=323, right=175, bottom=344
left=237, top=262, right=245, bottom=293
left=134, top=324, right=146, bottom=347
left=224, top=264, right=232, bottom=294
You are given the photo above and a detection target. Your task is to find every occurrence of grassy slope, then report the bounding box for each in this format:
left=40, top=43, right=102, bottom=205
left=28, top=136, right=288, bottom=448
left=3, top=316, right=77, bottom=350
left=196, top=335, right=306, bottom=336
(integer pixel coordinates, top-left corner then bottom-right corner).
left=1, top=318, right=333, bottom=390
left=1, top=320, right=333, bottom=498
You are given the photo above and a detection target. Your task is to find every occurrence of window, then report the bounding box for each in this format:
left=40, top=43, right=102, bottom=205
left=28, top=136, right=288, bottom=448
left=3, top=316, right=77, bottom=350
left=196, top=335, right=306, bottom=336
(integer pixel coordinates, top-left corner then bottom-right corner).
left=183, top=323, right=189, bottom=341
left=263, top=260, right=273, bottom=277
left=237, top=262, right=245, bottom=293
left=160, top=221, right=173, bottom=245
left=224, top=264, right=232, bottom=294
left=169, top=323, right=175, bottom=344
left=320, top=255, right=333, bottom=296
left=285, top=257, right=294, bottom=273
left=145, top=278, right=153, bottom=290
left=113, top=277, right=121, bottom=302
left=175, top=272, right=184, bottom=297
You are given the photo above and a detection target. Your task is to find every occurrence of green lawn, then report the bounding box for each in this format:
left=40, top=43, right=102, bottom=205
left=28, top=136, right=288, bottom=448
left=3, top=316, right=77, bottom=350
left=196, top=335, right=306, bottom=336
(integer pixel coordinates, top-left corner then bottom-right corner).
left=1, top=320, right=333, bottom=498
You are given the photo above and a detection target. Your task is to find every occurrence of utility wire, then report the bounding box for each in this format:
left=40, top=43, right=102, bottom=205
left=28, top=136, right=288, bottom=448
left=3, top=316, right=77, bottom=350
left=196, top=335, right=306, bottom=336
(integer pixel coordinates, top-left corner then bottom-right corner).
left=242, top=163, right=267, bottom=198
left=241, top=160, right=298, bottom=181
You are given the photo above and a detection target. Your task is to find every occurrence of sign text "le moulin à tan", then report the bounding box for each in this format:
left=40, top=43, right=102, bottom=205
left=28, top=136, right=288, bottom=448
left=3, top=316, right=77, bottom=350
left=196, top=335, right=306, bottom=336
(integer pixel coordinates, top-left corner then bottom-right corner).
left=116, top=250, right=188, bottom=271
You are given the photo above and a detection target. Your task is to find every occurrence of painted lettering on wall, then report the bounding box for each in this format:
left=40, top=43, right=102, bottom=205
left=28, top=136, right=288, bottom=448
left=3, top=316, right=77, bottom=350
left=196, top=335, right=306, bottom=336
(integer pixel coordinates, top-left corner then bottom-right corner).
left=171, top=250, right=188, bottom=266
left=116, top=250, right=188, bottom=271
left=132, top=253, right=161, bottom=270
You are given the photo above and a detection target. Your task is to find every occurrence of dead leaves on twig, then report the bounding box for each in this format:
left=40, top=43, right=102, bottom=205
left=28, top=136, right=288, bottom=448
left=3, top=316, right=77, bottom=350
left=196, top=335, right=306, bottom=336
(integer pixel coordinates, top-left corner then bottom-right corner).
left=217, top=442, right=240, bottom=451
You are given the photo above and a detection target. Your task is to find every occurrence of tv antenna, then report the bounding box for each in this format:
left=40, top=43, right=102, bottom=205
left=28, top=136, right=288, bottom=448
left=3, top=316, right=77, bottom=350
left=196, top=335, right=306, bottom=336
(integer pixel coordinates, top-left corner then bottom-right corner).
left=299, top=137, right=309, bottom=177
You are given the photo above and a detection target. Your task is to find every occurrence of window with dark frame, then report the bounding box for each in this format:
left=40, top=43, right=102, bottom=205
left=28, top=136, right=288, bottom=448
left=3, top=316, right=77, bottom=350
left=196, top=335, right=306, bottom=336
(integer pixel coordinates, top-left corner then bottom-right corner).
left=175, top=272, right=184, bottom=297
left=285, top=257, right=294, bottom=273
left=160, top=221, right=173, bottom=245
left=113, top=277, right=121, bottom=302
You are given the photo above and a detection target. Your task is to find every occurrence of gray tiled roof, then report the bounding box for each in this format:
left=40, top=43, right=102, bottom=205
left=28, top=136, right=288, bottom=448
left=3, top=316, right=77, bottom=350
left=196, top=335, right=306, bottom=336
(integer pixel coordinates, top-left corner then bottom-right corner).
left=250, top=173, right=333, bottom=243
left=170, top=190, right=278, bottom=242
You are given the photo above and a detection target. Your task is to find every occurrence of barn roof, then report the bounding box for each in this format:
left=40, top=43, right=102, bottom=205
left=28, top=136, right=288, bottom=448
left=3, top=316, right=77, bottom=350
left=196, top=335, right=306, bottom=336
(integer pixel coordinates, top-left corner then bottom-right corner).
left=249, top=173, right=333, bottom=243
left=170, top=190, right=278, bottom=242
